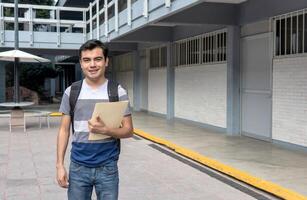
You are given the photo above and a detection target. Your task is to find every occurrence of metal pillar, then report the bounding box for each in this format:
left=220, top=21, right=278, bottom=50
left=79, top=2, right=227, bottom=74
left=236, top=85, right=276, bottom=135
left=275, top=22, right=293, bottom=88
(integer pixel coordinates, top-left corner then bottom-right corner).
left=14, top=0, right=20, bottom=103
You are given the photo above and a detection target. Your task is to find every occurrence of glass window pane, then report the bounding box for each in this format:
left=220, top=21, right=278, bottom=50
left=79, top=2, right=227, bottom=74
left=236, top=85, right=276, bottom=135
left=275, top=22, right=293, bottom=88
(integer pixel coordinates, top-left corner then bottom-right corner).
left=286, top=17, right=291, bottom=55
left=292, top=16, right=297, bottom=54
left=202, top=37, right=206, bottom=63
left=224, top=32, right=227, bottom=61
left=304, top=13, right=307, bottom=53
left=280, top=18, right=285, bottom=55
left=298, top=14, right=303, bottom=53
left=275, top=19, right=280, bottom=55
left=161, top=46, right=167, bottom=67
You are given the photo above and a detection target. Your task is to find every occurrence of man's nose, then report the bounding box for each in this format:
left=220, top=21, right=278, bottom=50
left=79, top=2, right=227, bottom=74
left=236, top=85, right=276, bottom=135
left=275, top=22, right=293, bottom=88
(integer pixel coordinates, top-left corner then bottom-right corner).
left=90, top=59, right=96, bottom=66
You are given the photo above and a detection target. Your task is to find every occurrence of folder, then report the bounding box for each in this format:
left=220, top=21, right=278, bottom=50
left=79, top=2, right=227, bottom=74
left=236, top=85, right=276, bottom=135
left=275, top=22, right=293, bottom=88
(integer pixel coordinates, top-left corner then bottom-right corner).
left=88, top=101, right=129, bottom=141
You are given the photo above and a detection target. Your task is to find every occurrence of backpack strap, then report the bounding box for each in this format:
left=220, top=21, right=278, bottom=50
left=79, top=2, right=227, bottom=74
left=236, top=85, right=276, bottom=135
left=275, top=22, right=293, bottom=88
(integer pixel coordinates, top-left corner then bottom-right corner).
left=107, top=80, right=121, bottom=152
left=107, top=80, right=119, bottom=102
left=69, top=80, right=83, bottom=134
left=69, top=79, right=121, bottom=152
left=69, top=79, right=120, bottom=134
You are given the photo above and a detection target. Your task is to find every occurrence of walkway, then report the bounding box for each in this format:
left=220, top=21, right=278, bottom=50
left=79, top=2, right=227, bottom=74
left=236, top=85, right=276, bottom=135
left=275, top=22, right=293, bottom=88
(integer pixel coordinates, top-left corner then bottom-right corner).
left=0, top=116, right=277, bottom=200
left=133, top=112, right=307, bottom=198
left=0, top=106, right=306, bottom=199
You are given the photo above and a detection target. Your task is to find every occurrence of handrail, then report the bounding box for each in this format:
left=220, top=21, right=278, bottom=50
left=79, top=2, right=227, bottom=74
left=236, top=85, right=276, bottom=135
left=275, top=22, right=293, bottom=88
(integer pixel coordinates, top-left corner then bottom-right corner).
left=0, top=0, right=175, bottom=47
left=0, top=3, right=86, bottom=12
left=0, top=2, right=87, bottom=47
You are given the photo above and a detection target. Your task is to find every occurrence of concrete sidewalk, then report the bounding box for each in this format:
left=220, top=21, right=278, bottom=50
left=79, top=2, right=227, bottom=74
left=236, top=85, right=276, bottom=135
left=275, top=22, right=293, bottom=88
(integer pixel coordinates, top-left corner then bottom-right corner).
left=0, top=116, right=277, bottom=200
left=132, top=112, right=307, bottom=197
left=0, top=106, right=306, bottom=199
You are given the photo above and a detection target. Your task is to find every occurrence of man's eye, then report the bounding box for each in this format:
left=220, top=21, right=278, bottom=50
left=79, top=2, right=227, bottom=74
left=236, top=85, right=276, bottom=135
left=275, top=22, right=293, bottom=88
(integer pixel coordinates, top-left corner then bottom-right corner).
left=95, top=58, right=103, bottom=61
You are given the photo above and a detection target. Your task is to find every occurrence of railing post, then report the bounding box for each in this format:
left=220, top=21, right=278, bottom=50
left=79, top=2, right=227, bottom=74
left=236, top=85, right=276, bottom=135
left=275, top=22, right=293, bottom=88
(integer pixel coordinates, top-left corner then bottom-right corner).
left=104, top=0, right=108, bottom=37
left=165, top=0, right=171, bottom=8
left=127, top=0, right=131, bottom=26
left=143, top=0, right=148, bottom=18
left=96, top=0, right=99, bottom=39
left=56, top=8, right=60, bottom=47
left=29, top=6, right=33, bottom=46
left=83, top=10, right=87, bottom=42
left=0, top=4, right=4, bottom=45
left=89, top=2, right=93, bottom=39
left=115, top=0, right=118, bottom=32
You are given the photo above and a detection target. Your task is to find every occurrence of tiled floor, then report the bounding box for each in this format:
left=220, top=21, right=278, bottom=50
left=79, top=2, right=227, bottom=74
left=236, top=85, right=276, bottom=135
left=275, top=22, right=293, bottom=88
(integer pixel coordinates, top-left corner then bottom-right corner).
left=0, top=105, right=305, bottom=199
left=0, top=116, right=276, bottom=200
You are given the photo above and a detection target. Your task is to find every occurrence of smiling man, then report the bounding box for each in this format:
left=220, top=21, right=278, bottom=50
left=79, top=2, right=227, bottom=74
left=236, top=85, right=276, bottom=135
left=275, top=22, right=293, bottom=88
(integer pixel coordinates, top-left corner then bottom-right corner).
left=56, top=39, right=133, bottom=200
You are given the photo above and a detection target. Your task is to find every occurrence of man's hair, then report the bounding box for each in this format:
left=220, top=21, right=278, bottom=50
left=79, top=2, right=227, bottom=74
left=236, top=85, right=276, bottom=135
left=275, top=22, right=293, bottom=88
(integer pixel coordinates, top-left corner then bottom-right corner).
left=79, top=39, right=108, bottom=59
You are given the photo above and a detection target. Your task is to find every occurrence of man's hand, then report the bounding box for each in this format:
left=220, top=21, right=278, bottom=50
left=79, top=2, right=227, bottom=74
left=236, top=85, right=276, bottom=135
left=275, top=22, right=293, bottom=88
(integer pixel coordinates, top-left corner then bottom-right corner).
left=88, top=116, right=109, bottom=135
left=56, top=165, right=69, bottom=188
left=88, top=115, right=133, bottom=139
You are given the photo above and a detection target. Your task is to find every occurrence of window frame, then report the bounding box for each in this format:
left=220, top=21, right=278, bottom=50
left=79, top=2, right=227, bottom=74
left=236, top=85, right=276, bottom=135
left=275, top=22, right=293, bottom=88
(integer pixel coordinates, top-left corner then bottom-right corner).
left=173, top=29, right=227, bottom=67
left=273, top=9, right=307, bottom=57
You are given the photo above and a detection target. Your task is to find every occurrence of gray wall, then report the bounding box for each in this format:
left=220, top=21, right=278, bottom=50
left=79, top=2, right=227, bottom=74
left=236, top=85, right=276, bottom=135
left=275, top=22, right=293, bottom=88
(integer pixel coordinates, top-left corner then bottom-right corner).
left=172, top=25, right=225, bottom=41
left=239, top=0, right=307, bottom=25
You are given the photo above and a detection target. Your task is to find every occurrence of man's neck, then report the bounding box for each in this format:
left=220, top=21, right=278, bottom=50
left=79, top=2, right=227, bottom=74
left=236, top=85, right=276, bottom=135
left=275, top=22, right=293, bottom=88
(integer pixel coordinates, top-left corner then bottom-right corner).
left=85, top=77, right=107, bottom=89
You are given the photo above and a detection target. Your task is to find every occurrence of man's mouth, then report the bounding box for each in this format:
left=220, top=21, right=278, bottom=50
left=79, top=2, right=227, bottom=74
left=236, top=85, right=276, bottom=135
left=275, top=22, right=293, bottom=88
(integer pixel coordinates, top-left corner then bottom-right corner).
left=89, top=69, right=99, bottom=74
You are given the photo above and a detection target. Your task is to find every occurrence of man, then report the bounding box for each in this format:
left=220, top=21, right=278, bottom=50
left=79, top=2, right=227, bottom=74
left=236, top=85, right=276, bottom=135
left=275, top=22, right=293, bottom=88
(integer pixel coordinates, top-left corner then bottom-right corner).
left=56, top=39, right=133, bottom=200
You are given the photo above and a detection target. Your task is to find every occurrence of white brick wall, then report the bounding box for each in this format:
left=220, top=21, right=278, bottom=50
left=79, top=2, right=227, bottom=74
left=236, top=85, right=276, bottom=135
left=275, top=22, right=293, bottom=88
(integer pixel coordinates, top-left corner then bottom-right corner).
left=273, top=56, right=307, bottom=147
left=175, top=64, right=227, bottom=128
left=148, top=68, right=167, bottom=115
left=116, top=71, right=134, bottom=107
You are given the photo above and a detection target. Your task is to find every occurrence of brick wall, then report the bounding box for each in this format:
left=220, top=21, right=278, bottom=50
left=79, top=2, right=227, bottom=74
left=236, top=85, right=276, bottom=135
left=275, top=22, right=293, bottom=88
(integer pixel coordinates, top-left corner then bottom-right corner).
left=273, top=56, right=307, bottom=147
left=175, top=64, right=227, bottom=128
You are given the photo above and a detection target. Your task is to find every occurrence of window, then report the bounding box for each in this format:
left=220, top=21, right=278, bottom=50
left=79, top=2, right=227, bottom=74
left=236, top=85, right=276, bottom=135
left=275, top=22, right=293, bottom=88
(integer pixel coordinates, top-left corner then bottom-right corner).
left=274, top=10, right=307, bottom=56
left=113, top=53, right=134, bottom=72
left=173, top=29, right=227, bottom=67
left=149, top=46, right=167, bottom=69
left=160, top=46, right=167, bottom=67
left=202, top=31, right=226, bottom=64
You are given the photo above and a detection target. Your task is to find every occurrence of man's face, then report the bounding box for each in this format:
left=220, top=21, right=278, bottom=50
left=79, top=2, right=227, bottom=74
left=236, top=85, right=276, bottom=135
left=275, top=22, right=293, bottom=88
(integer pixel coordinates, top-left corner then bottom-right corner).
left=80, top=47, right=109, bottom=81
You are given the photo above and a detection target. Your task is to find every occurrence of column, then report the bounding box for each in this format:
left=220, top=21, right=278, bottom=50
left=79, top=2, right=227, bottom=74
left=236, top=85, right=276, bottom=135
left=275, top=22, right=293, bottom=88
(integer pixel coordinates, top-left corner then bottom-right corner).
left=133, top=50, right=141, bottom=111
left=226, top=26, right=240, bottom=135
left=166, top=42, right=174, bottom=120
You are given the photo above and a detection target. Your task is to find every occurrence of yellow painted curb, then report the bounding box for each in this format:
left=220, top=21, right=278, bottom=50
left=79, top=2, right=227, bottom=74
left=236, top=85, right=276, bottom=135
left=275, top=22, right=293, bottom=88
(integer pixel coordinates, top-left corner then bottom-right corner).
left=134, top=128, right=307, bottom=200
left=49, top=112, right=63, bottom=117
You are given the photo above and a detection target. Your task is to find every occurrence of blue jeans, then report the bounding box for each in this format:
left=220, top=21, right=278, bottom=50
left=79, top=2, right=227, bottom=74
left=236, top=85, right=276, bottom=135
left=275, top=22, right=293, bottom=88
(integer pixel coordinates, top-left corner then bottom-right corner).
left=68, top=160, right=119, bottom=200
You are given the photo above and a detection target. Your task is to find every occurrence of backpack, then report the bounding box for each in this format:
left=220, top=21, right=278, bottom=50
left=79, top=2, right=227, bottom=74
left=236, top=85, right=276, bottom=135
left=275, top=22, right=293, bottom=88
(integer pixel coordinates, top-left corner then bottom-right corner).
left=69, top=79, right=121, bottom=150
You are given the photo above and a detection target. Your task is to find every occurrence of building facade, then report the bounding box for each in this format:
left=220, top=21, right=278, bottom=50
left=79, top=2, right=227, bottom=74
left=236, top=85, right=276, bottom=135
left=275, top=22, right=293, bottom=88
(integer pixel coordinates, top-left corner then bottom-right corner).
left=0, top=0, right=307, bottom=150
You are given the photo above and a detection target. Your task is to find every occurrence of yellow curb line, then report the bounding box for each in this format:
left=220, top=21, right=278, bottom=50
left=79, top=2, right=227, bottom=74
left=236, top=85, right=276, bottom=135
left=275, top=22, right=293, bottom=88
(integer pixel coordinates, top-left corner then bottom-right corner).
left=134, top=128, right=307, bottom=200
left=49, top=112, right=63, bottom=117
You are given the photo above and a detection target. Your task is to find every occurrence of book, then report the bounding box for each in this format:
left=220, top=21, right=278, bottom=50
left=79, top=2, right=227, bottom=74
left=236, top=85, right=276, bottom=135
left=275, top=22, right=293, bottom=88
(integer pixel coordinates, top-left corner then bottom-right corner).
left=88, top=101, right=128, bottom=140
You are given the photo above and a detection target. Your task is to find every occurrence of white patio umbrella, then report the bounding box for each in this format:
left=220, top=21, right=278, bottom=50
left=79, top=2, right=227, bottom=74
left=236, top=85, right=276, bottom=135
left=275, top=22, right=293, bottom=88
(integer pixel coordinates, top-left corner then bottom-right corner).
left=0, top=49, right=51, bottom=104
left=0, top=49, right=50, bottom=63
left=0, top=0, right=50, bottom=104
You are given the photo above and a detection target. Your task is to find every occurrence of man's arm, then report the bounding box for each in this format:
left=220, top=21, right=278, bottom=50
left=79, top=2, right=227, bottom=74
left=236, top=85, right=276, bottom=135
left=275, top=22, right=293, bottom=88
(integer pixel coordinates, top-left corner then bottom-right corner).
left=88, top=115, right=133, bottom=139
left=56, top=115, right=71, bottom=188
